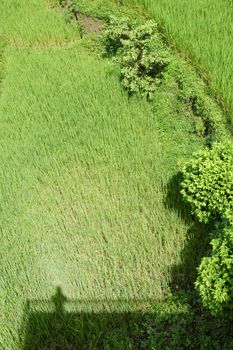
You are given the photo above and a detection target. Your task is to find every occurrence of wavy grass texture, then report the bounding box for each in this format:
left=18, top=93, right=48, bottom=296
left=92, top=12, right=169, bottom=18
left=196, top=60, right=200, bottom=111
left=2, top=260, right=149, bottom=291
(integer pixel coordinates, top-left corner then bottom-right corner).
left=0, top=0, right=223, bottom=348
left=0, top=42, right=206, bottom=348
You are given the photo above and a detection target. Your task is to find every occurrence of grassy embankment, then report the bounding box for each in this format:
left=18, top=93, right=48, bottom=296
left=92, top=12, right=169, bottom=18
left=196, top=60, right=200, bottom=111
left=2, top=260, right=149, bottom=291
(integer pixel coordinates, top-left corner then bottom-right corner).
left=131, top=0, right=233, bottom=121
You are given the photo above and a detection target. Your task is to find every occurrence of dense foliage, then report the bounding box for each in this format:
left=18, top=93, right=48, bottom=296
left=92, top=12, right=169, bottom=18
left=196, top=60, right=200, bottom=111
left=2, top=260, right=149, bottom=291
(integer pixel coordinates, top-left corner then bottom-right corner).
left=103, top=18, right=171, bottom=98
left=195, top=223, right=233, bottom=316
left=181, top=142, right=233, bottom=315
left=181, top=142, right=233, bottom=223
left=101, top=17, right=134, bottom=55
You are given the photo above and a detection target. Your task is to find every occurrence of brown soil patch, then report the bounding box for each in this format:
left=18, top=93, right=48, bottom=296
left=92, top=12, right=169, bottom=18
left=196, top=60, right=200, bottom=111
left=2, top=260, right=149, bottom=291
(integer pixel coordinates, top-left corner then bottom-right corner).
left=78, top=14, right=105, bottom=35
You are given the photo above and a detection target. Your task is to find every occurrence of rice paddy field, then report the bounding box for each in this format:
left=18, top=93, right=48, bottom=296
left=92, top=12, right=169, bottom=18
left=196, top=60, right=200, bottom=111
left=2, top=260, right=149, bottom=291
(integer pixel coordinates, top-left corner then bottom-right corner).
left=133, top=0, right=233, bottom=117
left=0, top=0, right=232, bottom=349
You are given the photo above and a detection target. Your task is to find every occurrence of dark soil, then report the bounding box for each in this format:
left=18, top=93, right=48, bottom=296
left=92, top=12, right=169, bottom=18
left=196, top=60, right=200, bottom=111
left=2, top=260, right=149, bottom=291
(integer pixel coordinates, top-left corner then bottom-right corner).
left=78, top=13, right=105, bottom=35
left=57, top=0, right=105, bottom=35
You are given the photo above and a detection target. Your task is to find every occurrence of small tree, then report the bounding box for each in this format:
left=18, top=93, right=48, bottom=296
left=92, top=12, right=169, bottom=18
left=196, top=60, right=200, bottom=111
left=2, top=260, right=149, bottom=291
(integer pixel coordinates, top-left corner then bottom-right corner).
left=180, top=142, right=233, bottom=223
left=102, top=18, right=171, bottom=99
left=101, top=16, right=133, bottom=56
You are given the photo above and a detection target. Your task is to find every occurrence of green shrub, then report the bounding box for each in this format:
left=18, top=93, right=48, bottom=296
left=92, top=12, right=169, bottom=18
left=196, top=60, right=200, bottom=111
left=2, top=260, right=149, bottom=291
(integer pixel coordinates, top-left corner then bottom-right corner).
left=101, top=12, right=228, bottom=141
left=102, top=18, right=171, bottom=99
left=195, top=223, right=233, bottom=315
left=101, top=16, right=134, bottom=55
left=180, top=142, right=233, bottom=223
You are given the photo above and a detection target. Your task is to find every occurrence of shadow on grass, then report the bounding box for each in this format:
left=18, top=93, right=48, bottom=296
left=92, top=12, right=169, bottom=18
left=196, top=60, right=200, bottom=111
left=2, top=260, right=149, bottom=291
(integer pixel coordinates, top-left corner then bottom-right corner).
left=19, top=173, right=233, bottom=350
left=22, top=287, right=151, bottom=350
left=21, top=287, right=233, bottom=350
left=164, top=172, right=212, bottom=290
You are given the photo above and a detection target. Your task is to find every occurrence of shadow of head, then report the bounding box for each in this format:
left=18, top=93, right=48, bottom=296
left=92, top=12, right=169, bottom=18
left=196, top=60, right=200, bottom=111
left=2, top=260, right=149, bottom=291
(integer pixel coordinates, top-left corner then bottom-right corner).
left=51, top=286, right=67, bottom=315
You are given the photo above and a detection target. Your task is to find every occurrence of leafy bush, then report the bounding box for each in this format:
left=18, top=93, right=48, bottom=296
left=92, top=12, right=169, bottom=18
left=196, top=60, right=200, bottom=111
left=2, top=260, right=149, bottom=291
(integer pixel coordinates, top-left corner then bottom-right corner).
left=195, top=223, right=233, bottom=315
left=102, top=18, right=171, bottom=99
left=134, top=291, right=233, bottom=349
left=101, top=16, right=134, bottom=55
left=180, top=142, right=233, bottom=223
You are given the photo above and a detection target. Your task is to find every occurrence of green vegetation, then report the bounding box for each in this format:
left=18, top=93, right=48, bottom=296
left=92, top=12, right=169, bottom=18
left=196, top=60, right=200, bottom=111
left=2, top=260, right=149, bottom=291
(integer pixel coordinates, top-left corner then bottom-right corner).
left=102, top=19, right=171, bottom=99
left=131, top=0, right=233, bottom=119
left=181, top=142, right=233, bottom=223
left=75, top=0, right=146, bottom=20
left=180, top=141, right=233, bottom=316
left=136, top=292, right=233, bottom=349
left=0, top=0, right=232, bottom=349
left=0, top=0, right=78, bottom=44
left=196, top=223, right=233, bottom=316
left=101, top=16, right=228, bottom=142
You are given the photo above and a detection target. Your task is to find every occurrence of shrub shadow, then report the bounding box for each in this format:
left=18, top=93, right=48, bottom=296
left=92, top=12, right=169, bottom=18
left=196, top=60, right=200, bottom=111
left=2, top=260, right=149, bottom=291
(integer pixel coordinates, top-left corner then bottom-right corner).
left=164, top=173, right=212, bottom=290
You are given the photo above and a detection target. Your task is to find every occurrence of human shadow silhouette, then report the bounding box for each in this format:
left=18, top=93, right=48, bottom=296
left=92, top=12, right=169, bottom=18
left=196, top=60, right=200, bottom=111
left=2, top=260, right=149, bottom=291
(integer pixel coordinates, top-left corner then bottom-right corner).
left=22, top=287, right=154, bottom=350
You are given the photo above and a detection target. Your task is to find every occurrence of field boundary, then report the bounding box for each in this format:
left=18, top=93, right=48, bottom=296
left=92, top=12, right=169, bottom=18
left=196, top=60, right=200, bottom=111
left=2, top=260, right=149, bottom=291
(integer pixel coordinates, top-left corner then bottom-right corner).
left=7, top=38, right=80, bottom=49
left=135, top=0, right=233, bottom=132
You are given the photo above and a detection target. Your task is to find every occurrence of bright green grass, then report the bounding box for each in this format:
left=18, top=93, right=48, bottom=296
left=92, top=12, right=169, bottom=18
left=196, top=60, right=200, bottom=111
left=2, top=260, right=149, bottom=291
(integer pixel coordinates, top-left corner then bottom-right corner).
left=132, top=0, right=233, bottom=117
left=75, top=0, right=146, bottom=20
left=1, top=0, right=227, bottom=349
left=0, top=0, right=78, bottom=44
left=0, top=42, right=205, bottom=349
